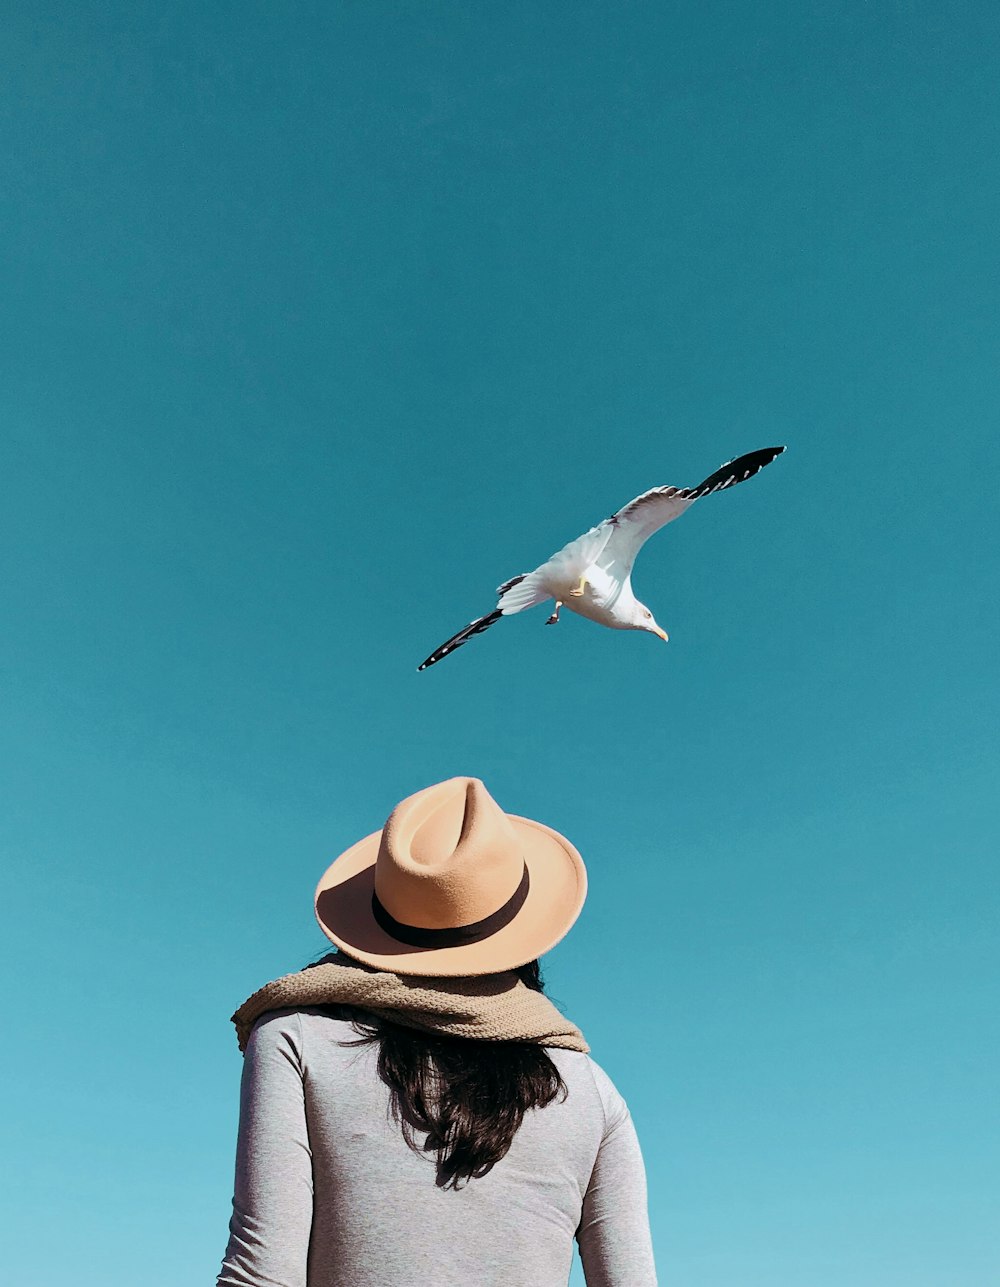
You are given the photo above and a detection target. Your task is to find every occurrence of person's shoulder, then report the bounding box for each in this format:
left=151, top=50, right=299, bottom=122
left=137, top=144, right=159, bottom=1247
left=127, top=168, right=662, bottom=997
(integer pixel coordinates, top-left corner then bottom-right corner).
left=246, top=1005, right=364, bottom=1058
left=550, top=1049, right=631, bottom=1131
left=245, top=1006, right=304, bottom=1049
left=548, top=1048, right=623, bottom=1088
left=290, top=1004, right=385, bottom=1058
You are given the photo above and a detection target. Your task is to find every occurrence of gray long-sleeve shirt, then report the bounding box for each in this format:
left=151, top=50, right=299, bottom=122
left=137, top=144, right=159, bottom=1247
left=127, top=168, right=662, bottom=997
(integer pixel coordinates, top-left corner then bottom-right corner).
left=217, top=1007, right=656, bottom=1287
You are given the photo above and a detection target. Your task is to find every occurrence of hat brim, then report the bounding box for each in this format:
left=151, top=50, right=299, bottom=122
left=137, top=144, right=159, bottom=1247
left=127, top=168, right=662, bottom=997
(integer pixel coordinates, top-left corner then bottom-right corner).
left=314, top=814, right=587, bottom=977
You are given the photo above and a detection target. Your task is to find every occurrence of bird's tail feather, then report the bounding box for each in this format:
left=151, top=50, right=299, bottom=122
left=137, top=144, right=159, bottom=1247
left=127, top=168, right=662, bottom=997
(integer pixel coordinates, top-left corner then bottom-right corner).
left=497, top=573, right=548, bottom=614
left=495, top=573, right=526, bottom=596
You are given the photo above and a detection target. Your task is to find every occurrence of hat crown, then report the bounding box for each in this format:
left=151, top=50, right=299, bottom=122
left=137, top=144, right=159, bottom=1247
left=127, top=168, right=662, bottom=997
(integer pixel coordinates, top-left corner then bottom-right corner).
left=375, top=778, right=524, bottom=931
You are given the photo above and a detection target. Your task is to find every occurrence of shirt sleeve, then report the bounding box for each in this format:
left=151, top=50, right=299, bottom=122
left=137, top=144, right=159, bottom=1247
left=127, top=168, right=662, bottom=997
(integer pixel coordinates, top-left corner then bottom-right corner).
left=577, top=1061, right=658, bottom=1287
left=217, top=1010, right=314, bottom=1287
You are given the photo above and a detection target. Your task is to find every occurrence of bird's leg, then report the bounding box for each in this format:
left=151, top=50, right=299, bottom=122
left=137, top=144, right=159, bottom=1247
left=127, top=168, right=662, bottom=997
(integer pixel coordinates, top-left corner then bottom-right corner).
left=569, top=574, right=587, bottom=598
left=545, top=601, right=563, bottom=625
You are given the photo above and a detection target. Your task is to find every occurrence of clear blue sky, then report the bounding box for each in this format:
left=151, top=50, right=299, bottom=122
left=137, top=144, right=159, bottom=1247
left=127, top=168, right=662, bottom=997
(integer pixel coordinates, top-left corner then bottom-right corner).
left=2, top=3, right=998, bottom=1284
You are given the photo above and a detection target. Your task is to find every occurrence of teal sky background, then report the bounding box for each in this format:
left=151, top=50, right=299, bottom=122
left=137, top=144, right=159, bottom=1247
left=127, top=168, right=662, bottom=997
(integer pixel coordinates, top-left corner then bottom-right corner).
left=2, top=3, right=998, bottom=1284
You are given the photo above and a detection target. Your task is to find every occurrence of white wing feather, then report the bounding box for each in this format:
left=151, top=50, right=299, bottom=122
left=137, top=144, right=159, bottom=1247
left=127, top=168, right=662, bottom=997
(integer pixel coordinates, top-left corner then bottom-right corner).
left=533, top=521, right=616, bottom=582
left=596, top=487, right=695, bottom=576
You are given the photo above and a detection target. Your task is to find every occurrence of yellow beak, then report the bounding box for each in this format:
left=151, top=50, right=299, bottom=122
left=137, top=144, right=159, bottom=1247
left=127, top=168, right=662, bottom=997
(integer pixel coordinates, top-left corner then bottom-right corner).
left=654, top=627, right=669, bottom=643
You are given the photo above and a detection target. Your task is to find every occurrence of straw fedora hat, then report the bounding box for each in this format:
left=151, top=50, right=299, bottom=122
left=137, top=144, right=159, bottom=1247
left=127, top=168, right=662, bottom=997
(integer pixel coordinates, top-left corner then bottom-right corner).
left=314, top=777, right=587, bottom=976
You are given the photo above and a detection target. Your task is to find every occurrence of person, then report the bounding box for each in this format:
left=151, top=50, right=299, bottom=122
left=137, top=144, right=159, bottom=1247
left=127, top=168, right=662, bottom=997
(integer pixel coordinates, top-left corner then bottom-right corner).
left=217, top=776, right=657, bottom=1287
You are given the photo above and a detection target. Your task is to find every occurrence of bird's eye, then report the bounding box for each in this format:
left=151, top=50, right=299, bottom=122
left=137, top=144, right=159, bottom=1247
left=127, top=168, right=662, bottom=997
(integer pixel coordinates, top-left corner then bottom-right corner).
left=644, top=608, right=651, bottom=618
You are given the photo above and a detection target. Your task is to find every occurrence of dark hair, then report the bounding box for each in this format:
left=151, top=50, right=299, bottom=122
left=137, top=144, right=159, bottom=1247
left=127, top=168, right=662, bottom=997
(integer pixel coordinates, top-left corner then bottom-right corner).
left=322, top=959, right=567, bottom=1189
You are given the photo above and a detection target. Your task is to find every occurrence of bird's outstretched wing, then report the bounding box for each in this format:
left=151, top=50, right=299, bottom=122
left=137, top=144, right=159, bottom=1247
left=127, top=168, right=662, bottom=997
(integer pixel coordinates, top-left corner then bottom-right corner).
left=599, top=445, right=785, bottom=575
left=418, top=571, right=549, bottom=670
left=534, top=519, right=617, bottom=583
left=683, top=445, right=786, bottom=499
left=418, top=609, right=503, bottom=671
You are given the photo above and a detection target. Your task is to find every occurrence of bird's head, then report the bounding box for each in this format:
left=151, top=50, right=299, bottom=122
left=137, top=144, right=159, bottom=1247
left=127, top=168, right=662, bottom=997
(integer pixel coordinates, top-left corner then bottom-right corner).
left=632, top=602, right=669, bottom=643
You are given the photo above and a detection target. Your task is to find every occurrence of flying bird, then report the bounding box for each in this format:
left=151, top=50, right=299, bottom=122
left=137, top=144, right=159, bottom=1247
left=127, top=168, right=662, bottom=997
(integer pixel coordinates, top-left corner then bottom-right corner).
left=417, top=445, right=785, bottom=671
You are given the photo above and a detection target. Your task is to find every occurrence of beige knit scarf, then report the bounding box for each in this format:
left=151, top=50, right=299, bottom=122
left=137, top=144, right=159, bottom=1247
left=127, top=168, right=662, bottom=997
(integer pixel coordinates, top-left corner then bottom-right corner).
left=231, top=953, right=588, bottom=1054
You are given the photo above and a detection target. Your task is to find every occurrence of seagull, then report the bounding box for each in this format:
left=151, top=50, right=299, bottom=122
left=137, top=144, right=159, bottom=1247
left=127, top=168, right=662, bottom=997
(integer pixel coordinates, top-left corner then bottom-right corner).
left=417, top=445, right=785, bottom=671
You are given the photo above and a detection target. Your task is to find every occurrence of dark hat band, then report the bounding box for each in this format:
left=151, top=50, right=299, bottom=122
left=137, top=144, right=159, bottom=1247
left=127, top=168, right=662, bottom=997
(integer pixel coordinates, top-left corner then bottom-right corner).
left=371, top=864, right=531, bottom=949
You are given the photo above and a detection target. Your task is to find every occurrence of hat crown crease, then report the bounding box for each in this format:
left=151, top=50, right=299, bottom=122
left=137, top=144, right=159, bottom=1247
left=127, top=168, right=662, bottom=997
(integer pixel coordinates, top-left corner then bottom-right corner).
left=409, top=778, right=477, bottom=866
left=376, top=778, right=524, bottom=931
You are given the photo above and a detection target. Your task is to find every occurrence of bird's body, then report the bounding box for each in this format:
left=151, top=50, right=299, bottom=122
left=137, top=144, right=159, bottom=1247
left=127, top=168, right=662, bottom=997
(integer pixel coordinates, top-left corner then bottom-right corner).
left=535, top=535, right=637, bottom=627
left=418, top=445, right=785, bottom=670
left=556, top=565, right=628, bottom=625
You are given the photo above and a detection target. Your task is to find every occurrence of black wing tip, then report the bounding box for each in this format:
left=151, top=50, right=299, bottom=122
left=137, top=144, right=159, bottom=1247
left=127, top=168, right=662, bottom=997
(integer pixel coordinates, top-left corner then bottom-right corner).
left=733, top=444, right=785, bottom=466
left=689, top=444, right=786, bottom=498
left=417, top=608, right=503, bottom=671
